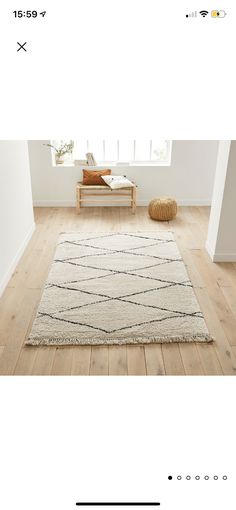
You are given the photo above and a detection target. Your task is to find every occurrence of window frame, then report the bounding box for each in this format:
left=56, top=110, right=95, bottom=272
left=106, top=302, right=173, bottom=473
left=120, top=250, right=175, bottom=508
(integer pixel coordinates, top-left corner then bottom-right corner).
left=51, top=140, right=172, bottom=167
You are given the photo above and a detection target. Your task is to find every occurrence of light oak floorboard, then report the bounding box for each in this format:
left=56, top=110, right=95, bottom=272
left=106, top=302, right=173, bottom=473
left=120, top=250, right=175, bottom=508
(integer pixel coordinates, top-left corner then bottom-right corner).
left=31, top=347, right=56, bottom=375
left=197, top=344, right=223, bottom=375
left=0, top=346, right=4, bottom=360
left=179, top=344, right=204, bottom=375
left=0, top=289, right=41, bottom=375
left=194, top=287, right=236, bottom=375
left=145, top=345, right=165, bottom=375
left=220, top=286, right=236, bottom=319
left=51, top=348, right=73, bottom=376
left=71, top=347, right=91, bottom=376
left=109, top=346, right=128, bottom=375
left=162, top=344, right=185, bottom=375
left=14, top=347, right=38, bottom=375
left=90, top=346, right=109, bottom=375
left=127, top=346, right=146, bottom=375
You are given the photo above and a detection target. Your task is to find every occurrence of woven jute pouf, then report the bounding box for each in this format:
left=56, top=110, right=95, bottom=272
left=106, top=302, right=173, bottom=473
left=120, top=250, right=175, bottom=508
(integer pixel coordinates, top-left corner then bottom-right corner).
left=148, top=197, right=177, bottom=221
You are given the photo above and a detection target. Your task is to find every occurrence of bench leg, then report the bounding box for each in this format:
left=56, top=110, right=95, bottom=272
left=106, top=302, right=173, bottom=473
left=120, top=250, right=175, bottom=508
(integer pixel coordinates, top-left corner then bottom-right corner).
left=131, top=186, right=137, bottom=214
left=76, top=187, right=81, bottom=213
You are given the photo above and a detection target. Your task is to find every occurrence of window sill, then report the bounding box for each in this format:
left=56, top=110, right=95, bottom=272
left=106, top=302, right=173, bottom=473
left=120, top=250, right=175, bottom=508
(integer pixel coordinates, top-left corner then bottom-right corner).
left=52, top=162, right=171, bottom=168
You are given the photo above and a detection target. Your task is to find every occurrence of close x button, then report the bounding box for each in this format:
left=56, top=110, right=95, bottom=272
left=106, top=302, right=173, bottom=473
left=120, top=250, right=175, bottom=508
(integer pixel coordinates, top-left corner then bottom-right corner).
left=17, top=42, right=27, bottom=52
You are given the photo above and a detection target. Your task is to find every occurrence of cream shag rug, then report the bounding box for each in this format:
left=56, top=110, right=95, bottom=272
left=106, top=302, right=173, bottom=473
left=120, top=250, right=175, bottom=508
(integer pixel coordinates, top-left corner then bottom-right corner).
left=27, top=232, right=213, bottom=346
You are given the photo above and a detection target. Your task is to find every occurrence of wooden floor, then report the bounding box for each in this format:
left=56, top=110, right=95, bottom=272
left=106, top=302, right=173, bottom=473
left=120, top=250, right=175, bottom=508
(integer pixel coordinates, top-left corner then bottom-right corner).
left=0, top=206, right=236, bottom=376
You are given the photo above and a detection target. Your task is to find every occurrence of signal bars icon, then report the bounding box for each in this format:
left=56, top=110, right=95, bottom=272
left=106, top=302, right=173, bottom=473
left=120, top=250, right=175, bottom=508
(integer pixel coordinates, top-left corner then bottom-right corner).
left=186, top=11, right=197, bottom=18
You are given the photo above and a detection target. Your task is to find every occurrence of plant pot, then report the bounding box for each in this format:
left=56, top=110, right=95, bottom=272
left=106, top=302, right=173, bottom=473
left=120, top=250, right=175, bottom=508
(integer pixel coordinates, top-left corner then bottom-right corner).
left=55, top=155, right=64, bottom=165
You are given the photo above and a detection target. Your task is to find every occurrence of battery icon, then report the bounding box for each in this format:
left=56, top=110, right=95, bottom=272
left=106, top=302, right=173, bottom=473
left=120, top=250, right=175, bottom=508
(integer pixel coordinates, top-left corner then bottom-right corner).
left=211, top=10, right=227, bottom=17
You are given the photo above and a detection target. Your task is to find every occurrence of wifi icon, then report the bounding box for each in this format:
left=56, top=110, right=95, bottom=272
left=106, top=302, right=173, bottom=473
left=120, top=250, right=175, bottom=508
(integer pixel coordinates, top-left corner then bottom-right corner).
left=199, top=10, right=209, bottom=17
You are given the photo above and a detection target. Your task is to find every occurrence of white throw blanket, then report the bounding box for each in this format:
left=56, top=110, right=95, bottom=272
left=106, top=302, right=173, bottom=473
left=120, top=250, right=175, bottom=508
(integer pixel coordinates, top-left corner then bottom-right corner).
left=102, top=175, right=134, bottom=189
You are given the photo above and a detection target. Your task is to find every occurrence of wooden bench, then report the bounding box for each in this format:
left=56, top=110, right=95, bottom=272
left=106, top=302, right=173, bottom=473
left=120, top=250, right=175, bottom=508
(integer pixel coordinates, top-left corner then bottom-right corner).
left=76, top=182, right=137, bottom=214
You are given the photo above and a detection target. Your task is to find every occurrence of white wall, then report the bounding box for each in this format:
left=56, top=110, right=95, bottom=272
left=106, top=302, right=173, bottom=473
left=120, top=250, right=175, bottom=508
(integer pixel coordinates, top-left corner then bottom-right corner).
left=0, top=141, right=35, bottom=296
left=206, top=141, right=236, bottom=262
left=28, top=140, right=219, bottom=206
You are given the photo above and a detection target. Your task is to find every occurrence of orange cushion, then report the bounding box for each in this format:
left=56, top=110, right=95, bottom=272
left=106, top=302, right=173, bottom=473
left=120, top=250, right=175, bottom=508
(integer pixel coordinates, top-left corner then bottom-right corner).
left=82, top=169, right=111, bottom=185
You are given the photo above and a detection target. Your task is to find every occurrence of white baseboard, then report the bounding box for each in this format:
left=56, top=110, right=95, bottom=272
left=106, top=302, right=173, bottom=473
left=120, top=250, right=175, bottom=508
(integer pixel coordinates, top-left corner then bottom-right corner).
left=0, top=222, right=35, bottom=297
left=33, top=199, right=211, bottom=207
left=34, top=200, right=76, bottom=207
left=205, top=241, right=236, bottom=262
left=211, top=253, right=236, bottom=262
left=135, top=199, right=211, bottom=206
left=176, top=199, right=211, bottom=206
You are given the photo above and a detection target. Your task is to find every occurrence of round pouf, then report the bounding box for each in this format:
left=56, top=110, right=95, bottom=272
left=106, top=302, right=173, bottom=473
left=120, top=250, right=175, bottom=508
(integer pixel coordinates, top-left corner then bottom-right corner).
left=148, top=197, right=177, bottom=221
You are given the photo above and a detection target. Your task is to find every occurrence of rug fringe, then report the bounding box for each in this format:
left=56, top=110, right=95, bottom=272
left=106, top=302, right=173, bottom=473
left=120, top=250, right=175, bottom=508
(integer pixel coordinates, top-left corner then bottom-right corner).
left=26, top=333, right=214, bottom=346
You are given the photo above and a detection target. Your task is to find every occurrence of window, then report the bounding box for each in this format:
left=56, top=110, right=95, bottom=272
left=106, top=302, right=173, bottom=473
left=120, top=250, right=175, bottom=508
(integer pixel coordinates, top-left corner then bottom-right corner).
left=51, top=140, right=172, bottom=166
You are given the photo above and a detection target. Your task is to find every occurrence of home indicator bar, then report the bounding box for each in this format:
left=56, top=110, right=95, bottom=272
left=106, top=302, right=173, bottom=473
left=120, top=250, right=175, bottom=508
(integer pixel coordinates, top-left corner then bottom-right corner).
left=76, top=503, right=160, bottom=507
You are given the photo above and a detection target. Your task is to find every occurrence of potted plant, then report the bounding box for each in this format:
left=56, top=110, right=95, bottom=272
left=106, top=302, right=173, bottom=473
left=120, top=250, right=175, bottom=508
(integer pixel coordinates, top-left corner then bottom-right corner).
left=44, top=141, right=74, bottom=165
